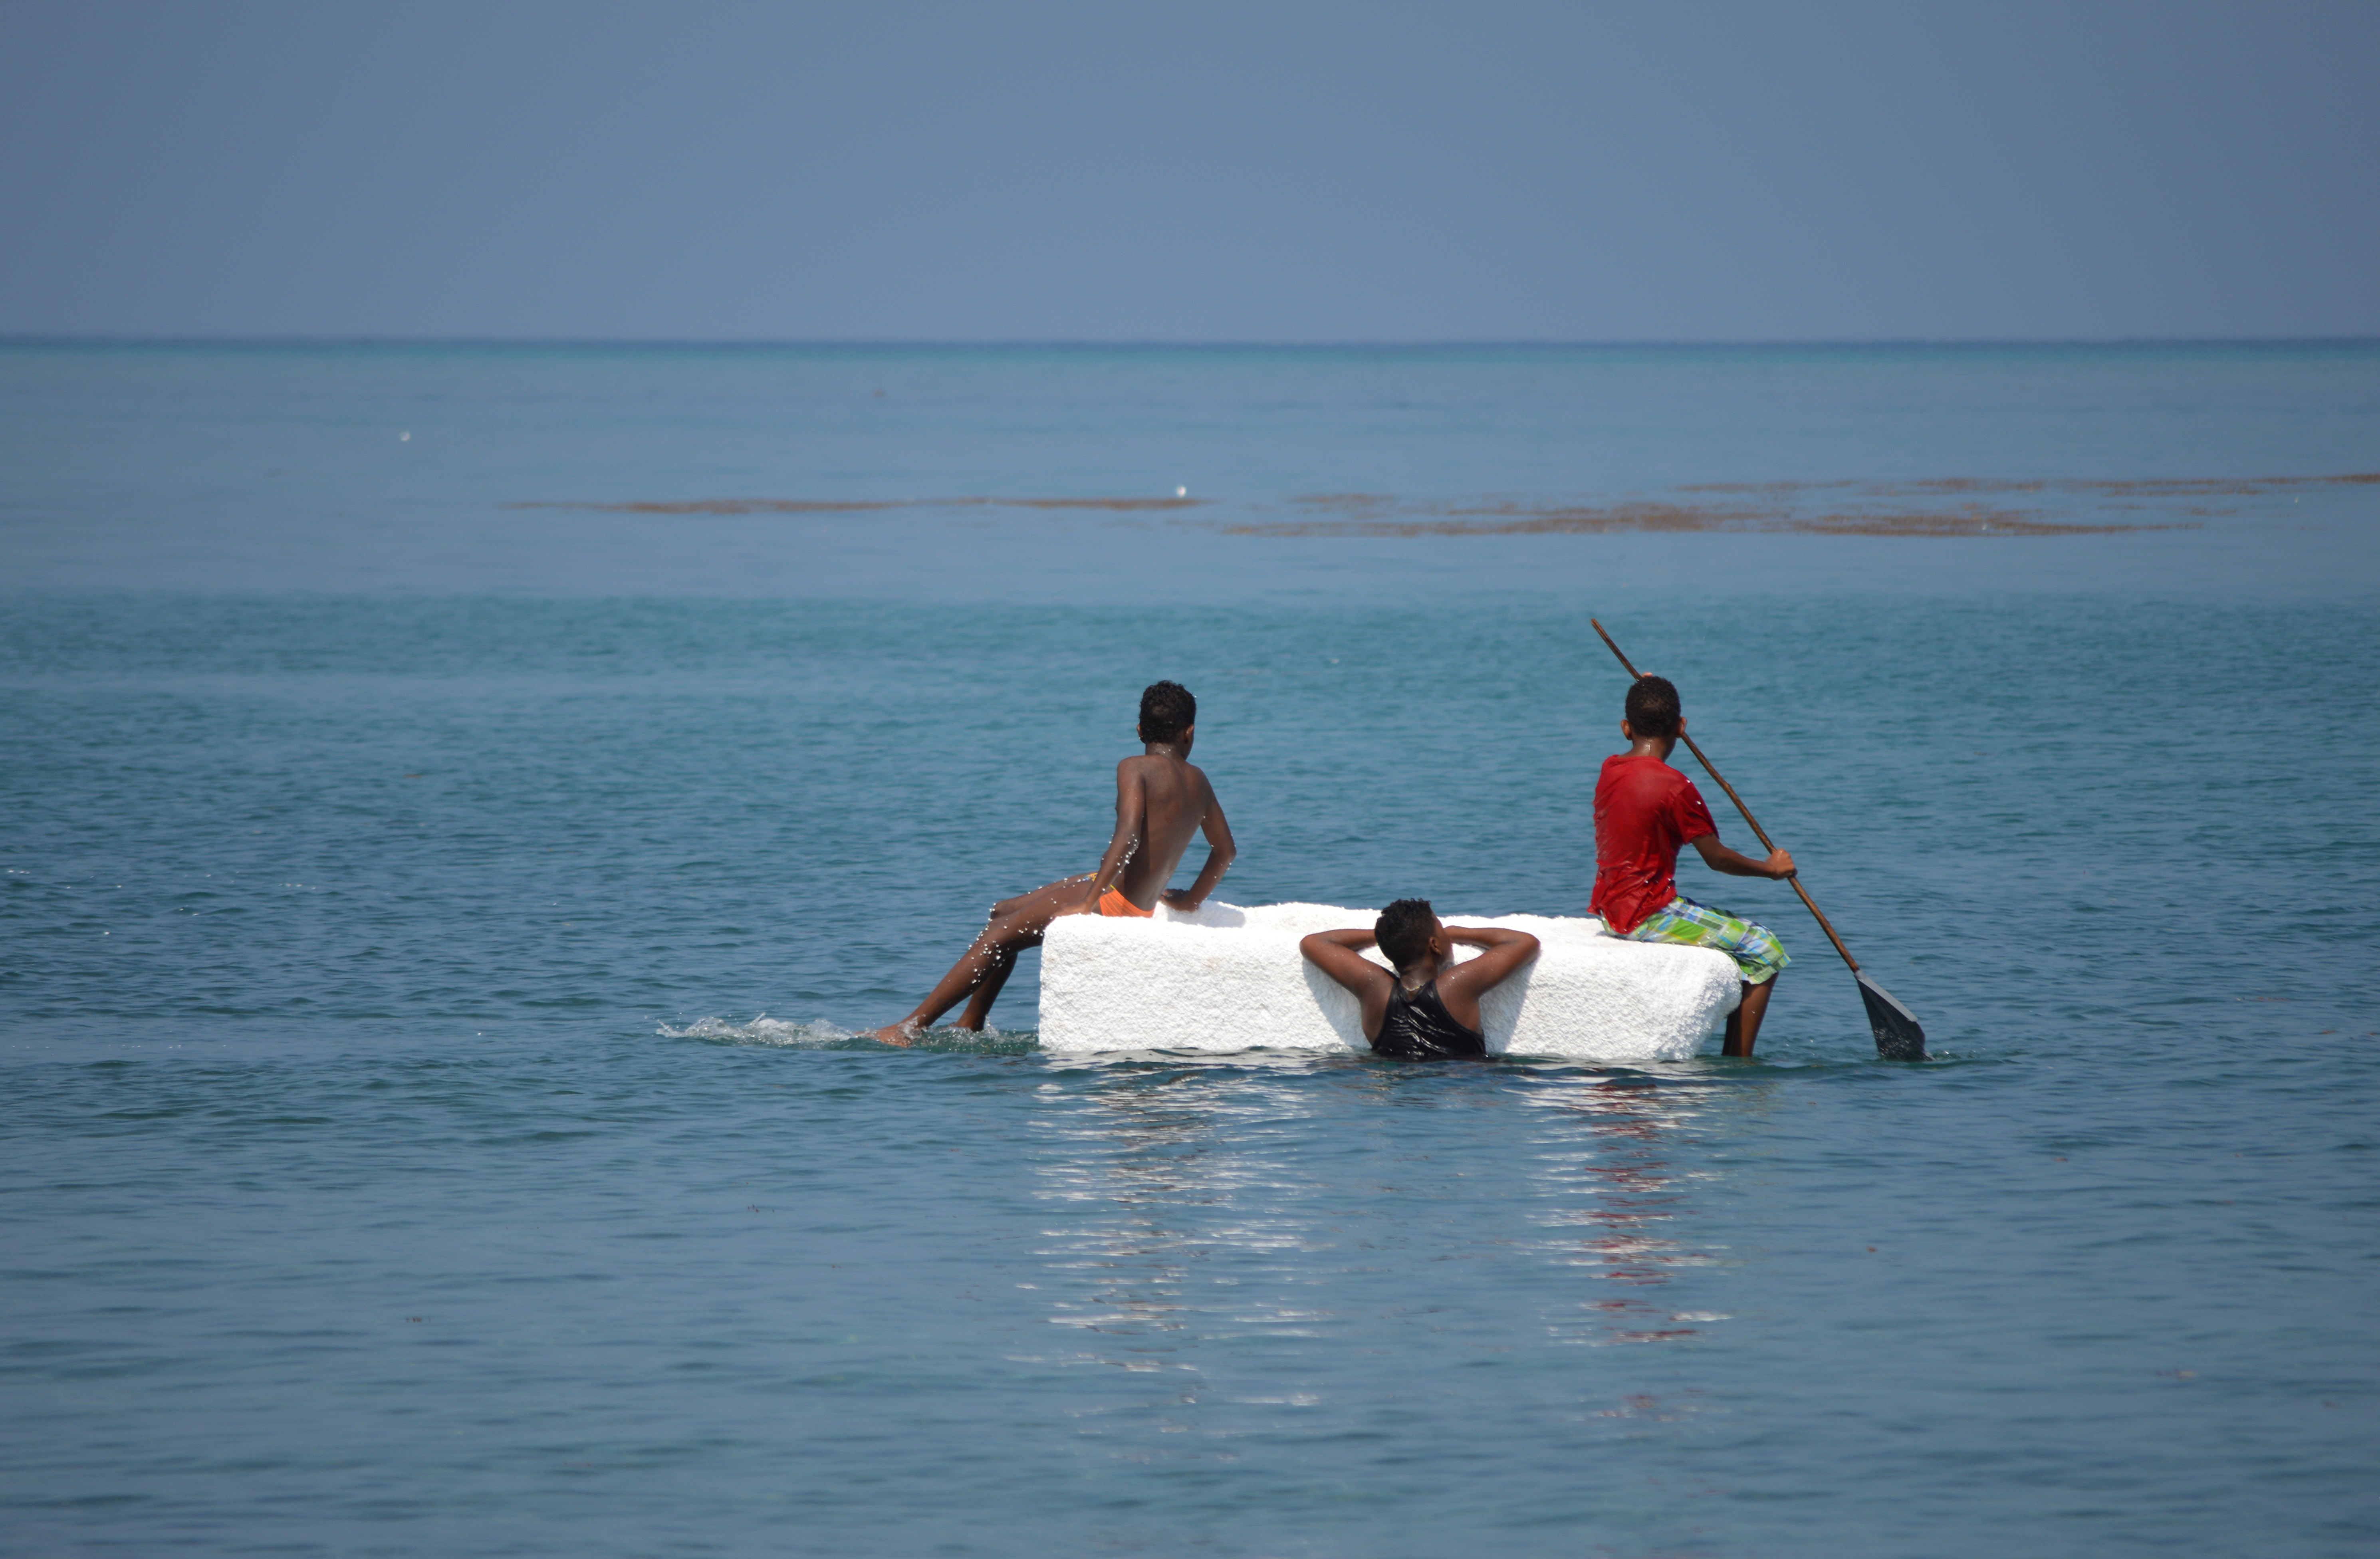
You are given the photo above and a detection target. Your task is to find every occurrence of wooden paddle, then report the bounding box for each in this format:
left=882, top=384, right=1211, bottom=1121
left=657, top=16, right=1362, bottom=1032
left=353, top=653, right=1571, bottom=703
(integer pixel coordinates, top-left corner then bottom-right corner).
left=1590, top=619, right=1928, bottom=1060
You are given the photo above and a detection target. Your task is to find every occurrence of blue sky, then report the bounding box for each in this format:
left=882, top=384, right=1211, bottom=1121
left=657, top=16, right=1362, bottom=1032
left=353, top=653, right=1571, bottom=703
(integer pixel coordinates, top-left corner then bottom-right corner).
left=3, top=1, right=2374, bottom=340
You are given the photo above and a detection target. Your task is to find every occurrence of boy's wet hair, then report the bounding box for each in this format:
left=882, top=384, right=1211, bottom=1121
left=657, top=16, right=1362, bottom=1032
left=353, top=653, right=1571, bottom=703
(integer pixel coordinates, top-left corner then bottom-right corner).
left=1139, top=680, right=1196, bottom=743
left=1624, top=674, right=1682, bottom=739
left=1375, top=898, right=1438, bottom=971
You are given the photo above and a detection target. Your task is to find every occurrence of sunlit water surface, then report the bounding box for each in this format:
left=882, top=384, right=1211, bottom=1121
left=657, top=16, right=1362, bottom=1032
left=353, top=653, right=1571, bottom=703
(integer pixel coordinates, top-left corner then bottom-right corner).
left=3, top=343, right=2377, bottom=1555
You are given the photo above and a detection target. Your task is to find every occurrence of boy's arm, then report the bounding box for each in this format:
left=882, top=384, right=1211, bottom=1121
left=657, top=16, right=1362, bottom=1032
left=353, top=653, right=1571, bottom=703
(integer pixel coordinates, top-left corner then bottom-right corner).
left=1160, top=788, right=1237, bottom=910
left=1436, top=927, right=1542, bottom=1006
left=1689, top=834, right=1795, bottom=879
left=1056, top=762, right=1148, bottom=917
left=1298, top=929, right=1392, bottom=1038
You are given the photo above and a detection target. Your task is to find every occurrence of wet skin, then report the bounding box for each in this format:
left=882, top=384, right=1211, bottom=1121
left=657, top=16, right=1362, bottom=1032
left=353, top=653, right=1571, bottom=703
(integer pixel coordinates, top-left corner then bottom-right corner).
left=1299, top=918, right=1541, bottom=1046
left=871, top=725, right=1236, bottom=1041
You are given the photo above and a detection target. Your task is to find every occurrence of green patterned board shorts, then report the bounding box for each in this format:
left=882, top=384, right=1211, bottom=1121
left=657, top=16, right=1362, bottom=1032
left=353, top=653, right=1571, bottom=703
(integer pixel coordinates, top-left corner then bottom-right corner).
left=1620, top=897, right=1791, bottom=985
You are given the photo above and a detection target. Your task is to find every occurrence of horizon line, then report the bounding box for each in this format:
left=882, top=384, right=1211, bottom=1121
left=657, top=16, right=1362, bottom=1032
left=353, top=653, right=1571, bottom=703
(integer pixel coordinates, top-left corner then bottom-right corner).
left=4, top=333, right=2378, bottom=352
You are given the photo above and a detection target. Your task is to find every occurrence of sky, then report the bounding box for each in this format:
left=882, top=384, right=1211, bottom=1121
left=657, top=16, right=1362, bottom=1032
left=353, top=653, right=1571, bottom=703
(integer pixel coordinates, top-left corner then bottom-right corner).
left=2, top=1, right=2375, bottom=342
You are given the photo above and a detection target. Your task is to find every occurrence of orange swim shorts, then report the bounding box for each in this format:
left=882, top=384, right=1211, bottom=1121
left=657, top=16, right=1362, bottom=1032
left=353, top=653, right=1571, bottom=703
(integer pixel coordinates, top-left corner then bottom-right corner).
left=1097, top=886, right=1154, bottom=918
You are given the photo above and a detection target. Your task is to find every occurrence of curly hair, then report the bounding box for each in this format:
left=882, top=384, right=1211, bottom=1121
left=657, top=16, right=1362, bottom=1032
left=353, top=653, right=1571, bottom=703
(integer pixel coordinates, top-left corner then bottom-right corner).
left=1624, top=674, right=1681, bottom=739
left=1374, top=898, right=1439, bottom=972
left=1138, top=680, right=1197, bottom=743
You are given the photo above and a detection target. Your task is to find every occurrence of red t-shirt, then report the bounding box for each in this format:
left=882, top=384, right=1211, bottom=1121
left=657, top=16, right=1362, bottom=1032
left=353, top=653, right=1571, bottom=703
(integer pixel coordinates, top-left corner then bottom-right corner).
left=1591, top=753, right=1718, bottom=934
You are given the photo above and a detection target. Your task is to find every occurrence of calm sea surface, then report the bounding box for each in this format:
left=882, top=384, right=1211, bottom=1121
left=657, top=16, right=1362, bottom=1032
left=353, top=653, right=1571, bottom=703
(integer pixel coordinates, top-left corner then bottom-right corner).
left=3, top=343, right=2377, bottom=1555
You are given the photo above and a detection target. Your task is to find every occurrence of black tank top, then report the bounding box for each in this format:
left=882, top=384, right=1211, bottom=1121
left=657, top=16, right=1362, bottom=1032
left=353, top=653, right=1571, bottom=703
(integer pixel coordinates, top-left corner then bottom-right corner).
left=1372, top=976, right=1488, bottom=1060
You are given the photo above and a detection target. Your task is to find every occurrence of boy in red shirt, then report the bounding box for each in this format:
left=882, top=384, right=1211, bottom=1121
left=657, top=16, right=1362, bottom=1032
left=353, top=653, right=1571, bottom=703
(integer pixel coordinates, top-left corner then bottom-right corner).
left=1592, top=674, right=1796, bottom=1057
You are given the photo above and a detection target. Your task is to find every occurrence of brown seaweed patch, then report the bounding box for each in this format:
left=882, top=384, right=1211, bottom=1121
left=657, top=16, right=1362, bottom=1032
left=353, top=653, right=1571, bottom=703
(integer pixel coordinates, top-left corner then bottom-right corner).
left=1441, top=501, right=1764, bottom=533
left=1787, top=511, right=2174, bottom=537
left=1678, top=473, right=2376, bottom=500
left=1894, top=474, right=2377, bottom=498
left=1000, top=496, right=1199, bottom=511
left=511, top=494, right=1203, bottom=516
left=510, top=498, right=900, bottom=515
left=1674, top=480, right=1858, bottom=495
left=1230, top=502, right=2176, bottom=539
left=2055, top=475, right=2376, bottom=496
left=2075, top=472, right=2379, bottom=491
left=512, top=472, right=2369, bottom=524
left=1904, top=478, right=2049, bottom=494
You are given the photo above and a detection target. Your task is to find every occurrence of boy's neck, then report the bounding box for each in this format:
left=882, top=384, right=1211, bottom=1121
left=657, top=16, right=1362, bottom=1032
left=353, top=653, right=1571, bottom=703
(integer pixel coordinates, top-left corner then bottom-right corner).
left=1144, top=740, right=1189, bottom=760
left=1625, top=735, right=1679, bottom=763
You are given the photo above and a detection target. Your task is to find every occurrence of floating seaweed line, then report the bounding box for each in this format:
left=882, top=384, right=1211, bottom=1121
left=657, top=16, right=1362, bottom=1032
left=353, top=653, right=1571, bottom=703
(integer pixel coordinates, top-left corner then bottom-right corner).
left=510, top=495, right=1204, bottom=516
left=510, top=471, right=2373, bottom=539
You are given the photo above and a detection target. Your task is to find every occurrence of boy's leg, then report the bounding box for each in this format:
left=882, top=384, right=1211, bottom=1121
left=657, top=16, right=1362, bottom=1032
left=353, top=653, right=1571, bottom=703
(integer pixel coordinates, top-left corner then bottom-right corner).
left=872, top=875, right=1095, bottom=1042
left=1625, top=898, right=1789, bottom=1057
left=1723, top=976, right=1779, bottom=1057
left=954, top=947, right=1018, bottom=1030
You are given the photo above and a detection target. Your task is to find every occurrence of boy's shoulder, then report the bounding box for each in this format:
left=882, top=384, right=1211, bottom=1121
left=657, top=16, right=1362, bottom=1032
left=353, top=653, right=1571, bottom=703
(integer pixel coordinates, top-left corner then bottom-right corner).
left=1601, top=752, right=1698, bottom=806
left=1602, top=751, right=1684, bottom=782
left=1118, top=751, right=1210, bottom=783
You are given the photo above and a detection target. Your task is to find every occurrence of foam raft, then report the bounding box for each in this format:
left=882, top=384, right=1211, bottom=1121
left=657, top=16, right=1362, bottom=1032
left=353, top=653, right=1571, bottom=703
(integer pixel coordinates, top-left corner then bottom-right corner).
left=1038, top=900, right=1743, bottom=1061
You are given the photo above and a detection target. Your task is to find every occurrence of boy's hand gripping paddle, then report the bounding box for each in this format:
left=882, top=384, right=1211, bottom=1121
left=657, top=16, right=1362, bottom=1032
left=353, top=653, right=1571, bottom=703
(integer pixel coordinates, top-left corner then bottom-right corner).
left=1590, top=620, right=1929, bottom=1061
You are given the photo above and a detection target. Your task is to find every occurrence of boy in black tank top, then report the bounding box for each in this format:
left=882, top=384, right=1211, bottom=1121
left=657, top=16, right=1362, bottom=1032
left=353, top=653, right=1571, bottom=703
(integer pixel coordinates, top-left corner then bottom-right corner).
left=1300, top=900, right=1540, bottom=1059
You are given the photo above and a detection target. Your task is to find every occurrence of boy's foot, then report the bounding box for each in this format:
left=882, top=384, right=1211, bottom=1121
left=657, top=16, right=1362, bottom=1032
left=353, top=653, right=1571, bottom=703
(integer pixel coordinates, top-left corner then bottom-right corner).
left=870, top=1021, right=920, bottom=1047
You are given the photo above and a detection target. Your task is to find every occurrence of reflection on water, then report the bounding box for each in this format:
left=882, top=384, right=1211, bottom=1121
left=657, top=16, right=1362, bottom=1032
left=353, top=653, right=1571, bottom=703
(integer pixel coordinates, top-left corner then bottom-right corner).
left=1030, top=1061, right=1338, bottom=1357
left=1517, top=1073, right=1720, bottom=1345
left=1021, top=1058, right=1741, bottom=1417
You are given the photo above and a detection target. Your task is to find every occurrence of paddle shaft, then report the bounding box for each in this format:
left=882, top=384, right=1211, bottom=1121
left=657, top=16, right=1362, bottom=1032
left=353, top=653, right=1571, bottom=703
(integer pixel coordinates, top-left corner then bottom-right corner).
left=1589, top=619, right=1864, bottom=975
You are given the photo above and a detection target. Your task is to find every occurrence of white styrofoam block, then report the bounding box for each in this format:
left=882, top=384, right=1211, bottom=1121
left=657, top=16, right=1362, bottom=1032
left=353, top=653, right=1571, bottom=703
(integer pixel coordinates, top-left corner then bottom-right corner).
left=1038, top=900, right=1742, bottom=1060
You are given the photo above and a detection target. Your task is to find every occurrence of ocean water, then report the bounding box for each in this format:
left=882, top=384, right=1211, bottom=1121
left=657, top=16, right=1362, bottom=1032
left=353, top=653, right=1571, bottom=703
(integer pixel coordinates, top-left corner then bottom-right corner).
left=2, top=342, right=2377, bottom=1556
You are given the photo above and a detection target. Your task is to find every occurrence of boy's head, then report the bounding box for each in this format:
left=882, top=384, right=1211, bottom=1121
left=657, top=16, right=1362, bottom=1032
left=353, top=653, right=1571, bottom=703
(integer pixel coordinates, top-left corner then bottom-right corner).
left=1139, top=680, right=1196, bottom=744
left=1623, top=674, right=1681, bottom=740
left=1374, top=898, right=1441, bottom=972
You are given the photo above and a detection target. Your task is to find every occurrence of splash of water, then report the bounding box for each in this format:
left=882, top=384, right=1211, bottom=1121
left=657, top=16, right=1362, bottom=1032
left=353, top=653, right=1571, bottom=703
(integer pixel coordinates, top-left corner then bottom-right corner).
left=660, top=1015, right=1031, bottom=1052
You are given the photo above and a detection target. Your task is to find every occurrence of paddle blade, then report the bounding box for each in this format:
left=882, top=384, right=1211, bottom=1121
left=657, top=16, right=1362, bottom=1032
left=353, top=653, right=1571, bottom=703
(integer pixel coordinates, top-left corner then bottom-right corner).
left=1857, top=972, right=1928, bottom=1061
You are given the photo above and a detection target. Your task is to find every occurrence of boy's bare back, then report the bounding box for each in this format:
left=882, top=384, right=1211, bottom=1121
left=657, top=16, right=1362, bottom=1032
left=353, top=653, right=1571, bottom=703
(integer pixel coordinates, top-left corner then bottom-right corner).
left=1102, top=752, right=1222, bottom=911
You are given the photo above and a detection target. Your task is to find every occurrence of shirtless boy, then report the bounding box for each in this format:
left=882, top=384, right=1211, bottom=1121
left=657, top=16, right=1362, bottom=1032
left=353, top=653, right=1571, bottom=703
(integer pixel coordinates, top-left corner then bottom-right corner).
left=1299, top=901, right=1539, bottom=1060
left=871, top=680, right=1236, bottom=1042
left=1594, top=674, right=1795, bottom=1057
